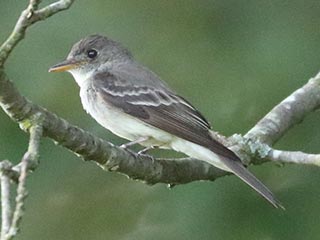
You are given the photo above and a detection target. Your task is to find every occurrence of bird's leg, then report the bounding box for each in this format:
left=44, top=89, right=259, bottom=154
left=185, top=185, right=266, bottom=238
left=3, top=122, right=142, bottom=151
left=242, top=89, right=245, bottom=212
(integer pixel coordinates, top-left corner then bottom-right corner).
left=120, top=136, right=149, bottom=149
left=137, top=145, right=157, bottom=155
left=137, top=146, right=159, bottom=164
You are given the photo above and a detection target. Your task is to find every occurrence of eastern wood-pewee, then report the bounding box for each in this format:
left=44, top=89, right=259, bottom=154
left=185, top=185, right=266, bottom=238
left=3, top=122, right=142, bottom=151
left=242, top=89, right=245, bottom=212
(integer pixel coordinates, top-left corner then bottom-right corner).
left=49, top=35, right=283, bottom=208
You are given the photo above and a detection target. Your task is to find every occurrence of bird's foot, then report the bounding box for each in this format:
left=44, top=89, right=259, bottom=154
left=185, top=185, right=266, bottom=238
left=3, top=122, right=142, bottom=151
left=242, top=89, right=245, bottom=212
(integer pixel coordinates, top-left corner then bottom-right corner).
left=137, top=146, right=157, bottom=163
left=137, top=146, right=155, bottom=155
left=120, top=136, right=149, bottom=149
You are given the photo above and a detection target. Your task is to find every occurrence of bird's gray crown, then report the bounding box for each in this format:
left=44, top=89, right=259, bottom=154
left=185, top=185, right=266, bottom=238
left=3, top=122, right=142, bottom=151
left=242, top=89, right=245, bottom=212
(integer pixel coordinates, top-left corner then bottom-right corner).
left=67, top=34, right=133, bottom=65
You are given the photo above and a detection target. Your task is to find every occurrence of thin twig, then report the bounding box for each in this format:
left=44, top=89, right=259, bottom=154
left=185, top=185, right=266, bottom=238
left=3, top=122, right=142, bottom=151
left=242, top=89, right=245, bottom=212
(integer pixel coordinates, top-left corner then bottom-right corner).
left=0, top=163, right=12, bottom=239
left=33, top=0, right=74, bottom=21
left=5, top=154, right=29, bottom=239
left=28, top=0, right=41, bottom=12
left=0, top=162, right=19, bottom=184
left=268, top=149, right=320, bottom=166
left=0, top=0, right=74, bottom=66
left=5, top=122, right=43, bottom=239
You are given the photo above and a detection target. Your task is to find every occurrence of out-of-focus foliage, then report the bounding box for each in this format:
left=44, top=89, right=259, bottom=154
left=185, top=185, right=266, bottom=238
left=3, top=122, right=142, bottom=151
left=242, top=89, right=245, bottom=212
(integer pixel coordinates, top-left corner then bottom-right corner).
left=1, top=0, right=320, bottom=239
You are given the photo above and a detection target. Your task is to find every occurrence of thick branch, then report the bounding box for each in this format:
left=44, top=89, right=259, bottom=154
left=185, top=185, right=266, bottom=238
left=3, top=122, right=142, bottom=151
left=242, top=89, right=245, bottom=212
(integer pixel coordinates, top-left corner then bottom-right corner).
left=2, top=65, right=320, bottom=183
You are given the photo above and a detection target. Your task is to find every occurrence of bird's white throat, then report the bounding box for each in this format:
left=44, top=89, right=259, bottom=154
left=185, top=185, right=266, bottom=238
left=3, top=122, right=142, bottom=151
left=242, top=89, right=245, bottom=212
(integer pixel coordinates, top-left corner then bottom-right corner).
left=69, top=68, right=95, bottom=88
left=69, top=62, right=114, bottom=88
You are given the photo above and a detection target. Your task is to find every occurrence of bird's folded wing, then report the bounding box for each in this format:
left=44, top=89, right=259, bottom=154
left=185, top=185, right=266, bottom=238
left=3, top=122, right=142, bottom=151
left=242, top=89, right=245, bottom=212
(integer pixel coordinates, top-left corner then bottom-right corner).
left=93, top=72, right=240, bottom=162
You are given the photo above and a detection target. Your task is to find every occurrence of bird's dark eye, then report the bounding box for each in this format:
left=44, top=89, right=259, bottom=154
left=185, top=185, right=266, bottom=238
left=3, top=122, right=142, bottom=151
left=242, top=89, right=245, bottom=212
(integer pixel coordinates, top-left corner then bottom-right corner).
left=87, top=49, right=97, bottom=59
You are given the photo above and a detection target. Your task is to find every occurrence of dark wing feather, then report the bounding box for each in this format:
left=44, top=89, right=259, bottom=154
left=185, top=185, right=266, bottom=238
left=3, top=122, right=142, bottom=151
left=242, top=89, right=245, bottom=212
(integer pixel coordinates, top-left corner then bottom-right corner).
left=93, top=72, right=238, bottom=161
left=92, top=72, right=283, bottom=208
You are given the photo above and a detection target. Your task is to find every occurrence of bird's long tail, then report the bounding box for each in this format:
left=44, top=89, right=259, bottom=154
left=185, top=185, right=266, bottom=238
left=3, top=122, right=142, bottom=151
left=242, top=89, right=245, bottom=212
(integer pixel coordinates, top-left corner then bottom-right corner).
left=218, top=155, right=284, bottom=209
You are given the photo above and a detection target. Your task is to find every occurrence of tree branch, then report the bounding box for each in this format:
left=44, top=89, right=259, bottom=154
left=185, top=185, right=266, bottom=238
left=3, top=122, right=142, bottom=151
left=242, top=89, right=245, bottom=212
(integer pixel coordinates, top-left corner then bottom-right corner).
left=0, top=122, right=43, bottom=240
left=268, top=149, right=320, bottom=166
left=7, top=119, right=43, bottom=238
left=245, top=73, right=320, bottom=145
left=0, top=0, right=74, bottom=66
left=0, top=163, right=12, bottom=239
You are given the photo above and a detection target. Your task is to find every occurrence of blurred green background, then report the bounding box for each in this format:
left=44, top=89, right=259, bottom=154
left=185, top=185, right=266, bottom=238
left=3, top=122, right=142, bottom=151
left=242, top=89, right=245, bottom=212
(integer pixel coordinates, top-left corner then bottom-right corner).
left=1, top=0, right=320, bottom=239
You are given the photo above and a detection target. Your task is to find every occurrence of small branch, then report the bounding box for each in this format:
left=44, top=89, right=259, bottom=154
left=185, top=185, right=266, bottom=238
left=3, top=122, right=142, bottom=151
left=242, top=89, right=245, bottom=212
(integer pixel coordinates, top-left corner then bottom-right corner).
left=0, top=162, right=19, bottom=184
left=230, top=136, right=320, bottom=167
left=0, top=0, right=74, bottom=66
left=28, top=0, right=41, bottom=12
left=5, top=154, right=29, bottom=240
left=24, top=114, right=43, bottom=169
left=0, top=115, right=43, bottom=240
left=33, top=0, right=74, bottom=21
left=0, top=162, right=12, bottom=239
left=268, top=149, right=320, bottom=166
left=4, top=122, right=43, bottom=240
left=245, top=73, right=320, bottom=145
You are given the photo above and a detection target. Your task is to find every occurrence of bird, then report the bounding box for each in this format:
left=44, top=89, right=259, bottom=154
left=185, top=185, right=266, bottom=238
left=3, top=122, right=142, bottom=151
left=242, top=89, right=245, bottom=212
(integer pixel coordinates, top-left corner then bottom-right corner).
left=49, top=34, right=283, bottom=208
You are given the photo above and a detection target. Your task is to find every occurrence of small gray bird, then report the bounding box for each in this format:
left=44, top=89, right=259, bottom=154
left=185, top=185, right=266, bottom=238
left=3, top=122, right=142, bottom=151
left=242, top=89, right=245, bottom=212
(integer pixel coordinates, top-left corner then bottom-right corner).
left=49, top=34, right=282, bottom=208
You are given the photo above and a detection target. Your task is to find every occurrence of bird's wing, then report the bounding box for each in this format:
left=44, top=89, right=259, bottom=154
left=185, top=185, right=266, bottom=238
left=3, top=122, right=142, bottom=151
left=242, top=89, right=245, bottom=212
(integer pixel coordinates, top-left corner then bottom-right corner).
left=92, top=72, right=283, bottom=208
left=93, top=72, right=238, bottom=160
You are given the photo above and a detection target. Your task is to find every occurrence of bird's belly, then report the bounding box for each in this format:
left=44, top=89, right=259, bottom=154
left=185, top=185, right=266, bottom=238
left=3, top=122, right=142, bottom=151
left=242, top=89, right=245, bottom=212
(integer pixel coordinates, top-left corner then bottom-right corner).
left=81, top=92, right=173, bottom=147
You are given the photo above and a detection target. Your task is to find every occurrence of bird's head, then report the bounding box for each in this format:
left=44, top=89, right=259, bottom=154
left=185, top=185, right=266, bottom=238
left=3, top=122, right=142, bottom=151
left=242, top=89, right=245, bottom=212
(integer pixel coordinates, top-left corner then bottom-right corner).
left=49, top=34, right=132, bottom=80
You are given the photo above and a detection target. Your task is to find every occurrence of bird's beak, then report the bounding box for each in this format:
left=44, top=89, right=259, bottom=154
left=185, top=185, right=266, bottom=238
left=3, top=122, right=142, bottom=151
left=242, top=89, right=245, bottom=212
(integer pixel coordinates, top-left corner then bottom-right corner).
left=48, top=59, right=85, bottom=72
